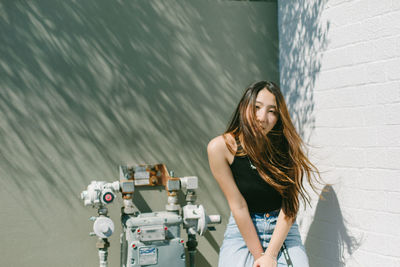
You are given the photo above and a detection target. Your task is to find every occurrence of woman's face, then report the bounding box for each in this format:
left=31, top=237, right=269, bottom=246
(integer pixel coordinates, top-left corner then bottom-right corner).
left=248, top=88, right=278, bottom=135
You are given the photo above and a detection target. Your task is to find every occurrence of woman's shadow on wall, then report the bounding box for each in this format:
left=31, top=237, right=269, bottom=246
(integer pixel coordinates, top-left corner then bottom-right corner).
left=305, top=185, right=361, bottom=266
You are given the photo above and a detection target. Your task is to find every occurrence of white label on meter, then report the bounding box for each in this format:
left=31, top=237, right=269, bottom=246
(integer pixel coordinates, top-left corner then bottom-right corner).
left=139, top=247, right=158, bottom=265
left=139, top=225, right=165, bottom=241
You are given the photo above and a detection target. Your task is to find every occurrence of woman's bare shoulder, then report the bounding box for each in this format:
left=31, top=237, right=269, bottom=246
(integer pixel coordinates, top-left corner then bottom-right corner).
left=207, top=135, right=225, bottom=153
left=207, top=134, right=237, bottom=157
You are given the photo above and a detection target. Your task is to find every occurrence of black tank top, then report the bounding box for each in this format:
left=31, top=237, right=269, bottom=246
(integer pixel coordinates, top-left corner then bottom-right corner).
left=229, top=137, right=282, bottom=213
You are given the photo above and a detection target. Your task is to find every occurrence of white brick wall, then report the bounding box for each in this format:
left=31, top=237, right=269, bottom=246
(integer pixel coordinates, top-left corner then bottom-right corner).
left=279, top=0, right=400, bottom=266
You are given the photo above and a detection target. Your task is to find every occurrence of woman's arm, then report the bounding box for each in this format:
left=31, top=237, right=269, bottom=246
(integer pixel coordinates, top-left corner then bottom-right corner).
left=265, top=208, right=295, bottom=258
left=207, top=136, right=264, bottom=260
left=253, top=208, right=295, bottom=267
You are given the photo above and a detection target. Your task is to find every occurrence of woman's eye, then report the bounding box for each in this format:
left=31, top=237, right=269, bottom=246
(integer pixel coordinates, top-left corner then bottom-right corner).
left=269, top=110, right=276, bottom=113
left=255, top=106, right=260, bottom=110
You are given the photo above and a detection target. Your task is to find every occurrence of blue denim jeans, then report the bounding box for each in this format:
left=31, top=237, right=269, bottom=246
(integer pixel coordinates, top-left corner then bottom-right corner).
left=218, top=211, right=309, bottom=267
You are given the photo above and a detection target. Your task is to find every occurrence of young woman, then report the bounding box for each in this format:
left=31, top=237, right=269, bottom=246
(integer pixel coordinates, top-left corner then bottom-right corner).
left=207, top=81, right=319, bottom=267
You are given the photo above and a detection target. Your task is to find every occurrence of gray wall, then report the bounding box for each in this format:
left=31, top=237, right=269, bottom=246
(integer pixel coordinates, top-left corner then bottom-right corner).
left=0, top=1, right=279, bottom=266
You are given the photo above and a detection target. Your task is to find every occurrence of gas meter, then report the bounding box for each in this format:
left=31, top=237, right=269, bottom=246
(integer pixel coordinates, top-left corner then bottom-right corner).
left=81, top=164, right=221, bottom=267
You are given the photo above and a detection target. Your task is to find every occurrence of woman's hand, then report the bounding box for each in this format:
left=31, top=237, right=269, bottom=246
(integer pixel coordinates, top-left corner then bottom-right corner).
left=253, top=254, right=277, bottom=267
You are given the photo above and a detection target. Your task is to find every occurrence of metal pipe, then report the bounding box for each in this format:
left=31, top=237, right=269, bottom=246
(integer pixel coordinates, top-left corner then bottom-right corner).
left=98, top=248, right=108, bottom=267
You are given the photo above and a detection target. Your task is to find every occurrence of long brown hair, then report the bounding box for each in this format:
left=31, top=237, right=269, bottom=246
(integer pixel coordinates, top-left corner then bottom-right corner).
left=224, top=81, right=319, bottom=218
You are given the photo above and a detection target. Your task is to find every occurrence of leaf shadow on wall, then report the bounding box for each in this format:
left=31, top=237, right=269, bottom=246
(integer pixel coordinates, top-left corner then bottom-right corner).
left=278, top=0, right=330, bottom=141
left=0, top=0, right=278, bottom=211
left=305, top=185, right=361, bottom=267
left=0, top=1, right=279, bottom=266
